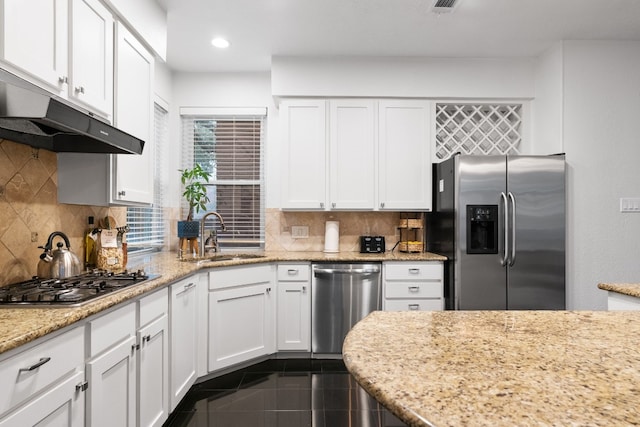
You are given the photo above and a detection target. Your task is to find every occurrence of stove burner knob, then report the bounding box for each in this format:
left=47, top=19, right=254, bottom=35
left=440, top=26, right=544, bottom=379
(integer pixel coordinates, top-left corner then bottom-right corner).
left=136, top=269, right=146, bottom=277
left=99, top=281, right=107, bottom=289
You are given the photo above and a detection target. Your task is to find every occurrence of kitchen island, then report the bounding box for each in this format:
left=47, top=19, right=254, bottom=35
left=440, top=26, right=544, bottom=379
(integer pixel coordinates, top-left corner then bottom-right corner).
left=343, top=310, right=640, bottom=427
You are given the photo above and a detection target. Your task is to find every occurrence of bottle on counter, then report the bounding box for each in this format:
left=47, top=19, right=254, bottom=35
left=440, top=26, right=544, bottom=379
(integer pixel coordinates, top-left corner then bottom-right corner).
left=85, top=216, right=97, bottom=269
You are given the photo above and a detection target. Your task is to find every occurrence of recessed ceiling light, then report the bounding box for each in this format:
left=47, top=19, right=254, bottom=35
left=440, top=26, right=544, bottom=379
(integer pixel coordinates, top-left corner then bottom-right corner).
left=211, top=37, right=230, bottom=49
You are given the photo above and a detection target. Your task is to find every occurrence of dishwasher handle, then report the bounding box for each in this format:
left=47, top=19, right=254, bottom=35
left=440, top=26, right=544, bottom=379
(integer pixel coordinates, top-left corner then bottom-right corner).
left=314, top=266, right=380, bottom=275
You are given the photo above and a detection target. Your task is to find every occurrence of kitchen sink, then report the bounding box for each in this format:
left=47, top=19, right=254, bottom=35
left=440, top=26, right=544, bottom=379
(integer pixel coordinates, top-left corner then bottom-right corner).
left=180, top=253, right=266, bottom=264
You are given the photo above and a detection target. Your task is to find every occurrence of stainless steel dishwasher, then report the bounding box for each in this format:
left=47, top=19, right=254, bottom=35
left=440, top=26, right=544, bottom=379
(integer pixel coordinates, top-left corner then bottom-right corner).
left=311, top=263, right=382, bottom=357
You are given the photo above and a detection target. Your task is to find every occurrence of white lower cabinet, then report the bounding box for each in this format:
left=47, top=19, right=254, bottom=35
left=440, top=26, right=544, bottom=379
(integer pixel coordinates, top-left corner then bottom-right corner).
left=208, top=264, right=276, bottom=371
left=137, top=289, right=169, bottom=427
left=276, top=263, right=311, bottom=351
left=169, top=276, right=199, bottom=411
left=86, top=303, right=137, bottom=427
left=0, top=327, right=85, bottom=426
left=383, top=261, right=444, bottom=311
left=607, top=292, right=640, bottom=310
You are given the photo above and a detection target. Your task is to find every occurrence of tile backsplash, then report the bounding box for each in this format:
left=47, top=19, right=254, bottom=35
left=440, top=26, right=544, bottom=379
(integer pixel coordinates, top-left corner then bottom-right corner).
left=265, top=208, right=404, bottom=252
left=0, top=140, right=125, bottom=286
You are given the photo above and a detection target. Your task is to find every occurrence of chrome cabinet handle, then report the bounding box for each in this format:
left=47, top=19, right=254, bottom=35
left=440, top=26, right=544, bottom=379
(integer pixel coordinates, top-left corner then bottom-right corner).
left=408, top=304, right=420, bottom=310
left=408, top=286, right=420, bottom=292
left=320, top=202, right=324, bottom=208
left=302, top=286, right=307, bottom=292
left=287, top=269, right=299, bottom=275
left=19, top=357, right=51, bottom=372
left=74, top=86, right=85, bottom=94
left=76, top=381, right=88, bottom=392
left=118, top=190, right=126, bottom=197
left=58, top=76, right=68, bottom=84
left=266, top=287, right=272, bottom=294
left=408, top=268, right=420, bottom=274
left=332, top=202, right=336, bottom=208
left=380, top=202, right=385, bottom=208
left=184, top=282, right=195, bottom=291
left=143, top=335, right=151, bottom=343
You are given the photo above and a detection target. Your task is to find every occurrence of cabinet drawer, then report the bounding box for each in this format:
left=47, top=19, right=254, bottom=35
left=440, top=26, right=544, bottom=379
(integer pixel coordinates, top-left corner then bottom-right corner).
left=385, top=262, right=442, bottom=281
left=385, top=281, right=442, bottom=299
left=0, top=327, right=84, bottom=417
left=277, top=264, right=310, bottom=282
left=89, top=303, right=136, bottom=357
left=139, top=287, right=168, bottom=327
left=384, top=299, right=443, bottom=311
left=210, top=264, right=274, bottom=290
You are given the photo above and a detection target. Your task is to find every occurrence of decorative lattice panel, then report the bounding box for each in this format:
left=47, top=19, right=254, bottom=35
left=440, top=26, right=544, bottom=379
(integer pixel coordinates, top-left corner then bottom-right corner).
left=435, top=104, right=523, bottom=160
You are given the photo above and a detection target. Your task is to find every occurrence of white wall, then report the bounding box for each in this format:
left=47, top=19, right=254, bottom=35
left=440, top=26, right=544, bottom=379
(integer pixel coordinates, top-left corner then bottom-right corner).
left=563, top=41, right=640, bottom=309
left=532, top=43, right=564, bottom=155
left=272, top=56, right=536, bottom=99
left=167, top=72, right=277, bottom=209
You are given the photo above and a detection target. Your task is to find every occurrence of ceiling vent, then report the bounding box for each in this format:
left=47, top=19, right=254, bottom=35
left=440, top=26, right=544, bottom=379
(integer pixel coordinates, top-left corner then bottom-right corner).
left=431, top=0, right=459, bottom=13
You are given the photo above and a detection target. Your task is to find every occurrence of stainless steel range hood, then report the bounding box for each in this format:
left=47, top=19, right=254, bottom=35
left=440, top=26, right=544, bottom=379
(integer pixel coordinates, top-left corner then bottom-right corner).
left=0, top=68, right=144, bottom=154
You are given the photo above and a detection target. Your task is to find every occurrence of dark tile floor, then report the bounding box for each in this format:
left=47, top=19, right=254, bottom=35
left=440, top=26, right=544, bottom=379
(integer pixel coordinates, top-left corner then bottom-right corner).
left=163, top=359, right=407, bottom=427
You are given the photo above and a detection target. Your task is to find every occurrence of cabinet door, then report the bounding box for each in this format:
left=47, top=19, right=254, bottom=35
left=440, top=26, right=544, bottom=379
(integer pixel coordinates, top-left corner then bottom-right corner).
left=378, top=100, right=433, bottom=211
left=113, top=22, right=155, bottom=205
left=70, top=0, right=113, bottom=118
left=86, top=336, right=137, bottom=427
left=280, top=100, right=327, bottom=210
left=169, top=278, right=198, bottom=411
left=0, top=371, right=84, bottom=427
left=329, top=100, right=376, bottom=210
left=209, top=282, right=275, bottom=371
left=1, top=0, right=68, bottom=93
left=277, top=282, right=310, bottom=351
left=138, top=314, right=169, bottom=427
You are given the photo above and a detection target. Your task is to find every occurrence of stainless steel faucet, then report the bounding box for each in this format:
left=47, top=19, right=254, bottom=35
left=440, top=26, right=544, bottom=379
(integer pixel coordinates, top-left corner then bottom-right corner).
left=200, top=211, right=227, bottom=255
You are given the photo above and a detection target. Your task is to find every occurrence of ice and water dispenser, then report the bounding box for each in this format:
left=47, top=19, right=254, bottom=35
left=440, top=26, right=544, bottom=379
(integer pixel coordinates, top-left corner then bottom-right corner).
left=466, top=205, right=498, bottom=254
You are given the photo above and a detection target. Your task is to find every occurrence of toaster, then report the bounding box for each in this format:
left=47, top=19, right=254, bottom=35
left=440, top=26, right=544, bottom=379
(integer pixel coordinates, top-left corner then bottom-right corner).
left=360, top=236, right=385, bottom=253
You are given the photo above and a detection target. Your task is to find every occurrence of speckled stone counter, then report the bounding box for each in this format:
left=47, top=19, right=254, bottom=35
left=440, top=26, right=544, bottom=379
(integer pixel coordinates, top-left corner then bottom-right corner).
left=343, top=310, right=640, bottom=427
left=0, top=250, right=445, bottom=357
left=598, top=282, right=640, bottom=298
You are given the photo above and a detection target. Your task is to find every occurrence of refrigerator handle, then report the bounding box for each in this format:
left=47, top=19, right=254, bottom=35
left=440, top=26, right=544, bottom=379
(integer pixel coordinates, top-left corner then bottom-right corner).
left=500, top=192, right=509, bottom=267
left=508, top=192, right=516, bottom=267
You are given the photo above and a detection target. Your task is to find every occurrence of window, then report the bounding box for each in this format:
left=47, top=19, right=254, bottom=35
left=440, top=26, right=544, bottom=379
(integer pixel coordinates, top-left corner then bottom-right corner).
left=126, top=102, right=168, bottom=252
left=181, top=108, right=266, bottom=249
left=435, top=103, right=523, bottom=160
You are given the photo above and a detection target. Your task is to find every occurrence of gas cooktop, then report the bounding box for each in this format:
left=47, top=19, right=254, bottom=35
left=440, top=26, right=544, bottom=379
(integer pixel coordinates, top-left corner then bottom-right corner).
left=0, top=270, right=158, bottom=307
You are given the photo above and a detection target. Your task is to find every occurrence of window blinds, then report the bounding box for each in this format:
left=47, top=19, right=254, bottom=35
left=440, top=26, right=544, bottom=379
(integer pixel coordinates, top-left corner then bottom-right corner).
left=126, top=103, right=167, bottom=249
left=181, top=113, right=265, bottom=248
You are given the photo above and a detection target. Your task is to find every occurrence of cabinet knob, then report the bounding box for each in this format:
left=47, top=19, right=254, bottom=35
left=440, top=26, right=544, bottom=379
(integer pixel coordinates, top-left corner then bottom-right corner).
left=287, top=269, right=299, bottom=275
left=408, top=286, right=420, bottom=292
left=76, top=381, right=89, bottom=392
left=302, top=286, right=307, bottom=292
left=58, top=76, right=68, bottom=84
left=118, top=190, right=126, bottom=197
left=408, top=304, right=420, bottom=311
left=266, top=287, right=272, bottom=293
left=408, top=268, right=420, bottom=274
left=74, top=86, right=85, bottom=94
left=380, top=202, right=385, bottom=208
left=320, top=202, right=324, bottom=208
left=332, top=202, right=336, bottom=208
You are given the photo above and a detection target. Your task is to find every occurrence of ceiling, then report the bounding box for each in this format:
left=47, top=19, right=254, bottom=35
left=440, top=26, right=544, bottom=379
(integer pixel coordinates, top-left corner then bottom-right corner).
left=158, top=0, right=640, bottom=73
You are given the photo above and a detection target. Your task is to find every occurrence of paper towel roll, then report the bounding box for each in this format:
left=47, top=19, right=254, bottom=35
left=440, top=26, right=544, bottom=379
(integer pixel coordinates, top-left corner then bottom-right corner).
left=324, top=221, right=340, bottom=253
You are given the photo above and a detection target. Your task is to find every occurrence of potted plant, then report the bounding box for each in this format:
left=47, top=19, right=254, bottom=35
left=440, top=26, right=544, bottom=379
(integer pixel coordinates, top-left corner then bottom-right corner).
left=177, top=163, right=211, bottom=238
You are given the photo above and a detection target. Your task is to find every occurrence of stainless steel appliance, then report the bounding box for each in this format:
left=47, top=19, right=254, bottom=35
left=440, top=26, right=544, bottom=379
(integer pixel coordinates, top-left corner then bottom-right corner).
left=0, top=68, right=144, bottom=154
left=311, top=263, right=381, bottom=356
left=0, top=270, right=156, bottom=307
left=427, top=154, right=565, bottom=310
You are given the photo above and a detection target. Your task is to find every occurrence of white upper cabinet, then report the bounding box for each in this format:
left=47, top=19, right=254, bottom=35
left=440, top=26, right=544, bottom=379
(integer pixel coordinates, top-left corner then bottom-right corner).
left=1, top=0, right=114, bottom=120
left=280, top=99, right=327, bottom=210
left=69, top=0, right=114, bottom=118
left=1, top=0, right=68, bottom=94
left=281, top=98, right=433, bottom=211
left=113, top=22, right=154, bottom=204
left=378, top=100, right=433, bottom=211
left=329, top=100, right=376, bottom=210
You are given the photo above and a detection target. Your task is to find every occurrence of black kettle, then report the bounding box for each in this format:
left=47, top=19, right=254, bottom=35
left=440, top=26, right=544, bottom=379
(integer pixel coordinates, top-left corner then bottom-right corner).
left=37, top=231, right=83, bottom=279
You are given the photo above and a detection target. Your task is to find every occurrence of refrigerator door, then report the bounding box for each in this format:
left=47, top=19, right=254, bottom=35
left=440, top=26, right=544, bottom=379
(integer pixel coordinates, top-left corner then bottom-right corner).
left=456, top=155, right=508, bottom=309
left=506, top=155, right=565, bottom=309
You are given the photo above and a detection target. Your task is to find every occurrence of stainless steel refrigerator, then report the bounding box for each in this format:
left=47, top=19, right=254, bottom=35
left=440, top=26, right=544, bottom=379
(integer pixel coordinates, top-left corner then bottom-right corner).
left=427, top=154, right=565, bottom=310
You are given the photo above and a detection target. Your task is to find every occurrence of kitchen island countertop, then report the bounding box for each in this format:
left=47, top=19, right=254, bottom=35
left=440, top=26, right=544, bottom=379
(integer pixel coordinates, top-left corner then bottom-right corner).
left=0, top=250, right=445, bottom=357
left=343, top=310, right=640, bottom=427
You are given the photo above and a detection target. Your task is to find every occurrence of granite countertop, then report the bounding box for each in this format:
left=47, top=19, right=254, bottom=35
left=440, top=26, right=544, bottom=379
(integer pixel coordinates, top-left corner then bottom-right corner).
left=597, top=282, right=640, bottom=298
left=0, top=250, right=445, bottom=356
left=343, top=310, right=640, bottom=427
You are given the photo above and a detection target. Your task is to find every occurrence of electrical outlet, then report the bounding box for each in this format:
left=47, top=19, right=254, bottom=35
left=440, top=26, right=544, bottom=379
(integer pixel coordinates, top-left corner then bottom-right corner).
left=620, top=197, right=640, bottom=212
left=31, top=232, right=39, bottom=242
left=291, top=225, right=309, bottom=238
